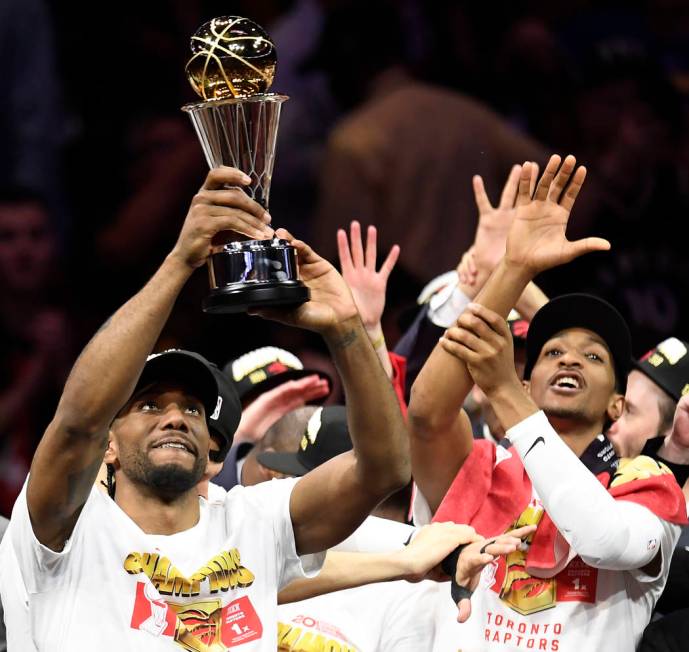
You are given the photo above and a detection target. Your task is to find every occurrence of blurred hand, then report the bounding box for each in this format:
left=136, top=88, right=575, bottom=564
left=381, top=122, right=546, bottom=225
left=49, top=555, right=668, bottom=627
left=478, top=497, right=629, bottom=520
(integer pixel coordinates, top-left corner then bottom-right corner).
left=397, top=522, right=482, bottom=583
left=505, top=155, right=609, bottom=276
left=453, top=525, right=536, bottom=623
left=459, top=164, right=536, bottom=288
left=234, top=375, right=330, bottom=444
left=250, top=229, right=359, bottom=334
left=337, top=221, right=399, bottom=331
left=171, top=166, right=274, bottom=270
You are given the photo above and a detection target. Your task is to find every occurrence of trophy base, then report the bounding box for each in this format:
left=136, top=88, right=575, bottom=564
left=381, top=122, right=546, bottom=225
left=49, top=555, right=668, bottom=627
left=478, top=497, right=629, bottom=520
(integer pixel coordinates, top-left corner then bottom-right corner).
left=202, top=281, right=310, bottom=314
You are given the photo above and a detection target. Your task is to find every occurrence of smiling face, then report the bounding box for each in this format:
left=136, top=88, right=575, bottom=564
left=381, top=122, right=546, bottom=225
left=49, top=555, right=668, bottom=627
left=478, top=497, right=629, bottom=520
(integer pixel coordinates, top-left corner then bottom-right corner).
left=106, top=382, right=210, bottom=500
left=527, top=328, right=624, bottom=432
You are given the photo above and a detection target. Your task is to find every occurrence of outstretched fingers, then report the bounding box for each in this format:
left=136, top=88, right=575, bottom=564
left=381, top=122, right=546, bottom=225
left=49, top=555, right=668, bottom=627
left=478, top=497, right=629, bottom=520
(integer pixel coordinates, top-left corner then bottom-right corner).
left=498, top=164, right=522, bottom=209
left=365, top=225, right=377, bottom=270
left=472, top=175, right=493, bottom=214
left=349, top=220, right=365, bottom=268
left=516, top=162, right=535, bottom=206
left=532, top=154, right=562, bottom=202
left=379, top=244, right=400, bottom=279
left=559, top=165, right=587, bottom=212
left=337, top=228, right=354, bottom=273
left=563, top=236, right=611, bottom=263
left=547, top=154, right=577, bottom=203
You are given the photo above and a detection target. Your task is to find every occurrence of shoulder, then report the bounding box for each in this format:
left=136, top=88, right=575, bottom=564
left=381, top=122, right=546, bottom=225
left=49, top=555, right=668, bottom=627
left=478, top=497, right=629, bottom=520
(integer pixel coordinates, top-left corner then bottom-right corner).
left=223, top=478, right=299, bottom=514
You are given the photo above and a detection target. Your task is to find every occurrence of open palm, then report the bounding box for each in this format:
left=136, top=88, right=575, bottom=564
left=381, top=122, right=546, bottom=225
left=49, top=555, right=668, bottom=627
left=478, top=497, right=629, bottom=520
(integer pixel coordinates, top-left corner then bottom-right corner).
left=337, top=221, right=399, bottom=330
left=506, top=155, right=610, bottom=276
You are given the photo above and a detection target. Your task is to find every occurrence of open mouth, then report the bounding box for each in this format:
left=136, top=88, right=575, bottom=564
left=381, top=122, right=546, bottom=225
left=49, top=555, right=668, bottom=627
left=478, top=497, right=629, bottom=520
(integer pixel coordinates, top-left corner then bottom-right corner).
left=549, top=372, right=584, bottom=392
left=151, top=437, right=196, bottom=456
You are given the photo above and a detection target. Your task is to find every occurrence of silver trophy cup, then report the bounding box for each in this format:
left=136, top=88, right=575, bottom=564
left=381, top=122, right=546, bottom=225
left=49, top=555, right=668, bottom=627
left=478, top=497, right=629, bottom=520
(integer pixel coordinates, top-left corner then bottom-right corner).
left=182, top=94, right=309, bottom=314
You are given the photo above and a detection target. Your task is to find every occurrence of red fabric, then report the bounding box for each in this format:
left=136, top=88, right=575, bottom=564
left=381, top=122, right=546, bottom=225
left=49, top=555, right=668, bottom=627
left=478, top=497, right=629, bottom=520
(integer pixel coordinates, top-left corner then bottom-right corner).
left=388, top=352, right=408, bottom=418
left=433, top=440, right=687, bottom=571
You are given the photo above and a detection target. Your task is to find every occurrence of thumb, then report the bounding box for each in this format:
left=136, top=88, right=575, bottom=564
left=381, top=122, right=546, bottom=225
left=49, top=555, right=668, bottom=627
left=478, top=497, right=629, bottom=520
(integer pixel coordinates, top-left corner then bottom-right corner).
left=457, top=598, right=472, bottom=623
left=563, top=237, right=611, bottom=263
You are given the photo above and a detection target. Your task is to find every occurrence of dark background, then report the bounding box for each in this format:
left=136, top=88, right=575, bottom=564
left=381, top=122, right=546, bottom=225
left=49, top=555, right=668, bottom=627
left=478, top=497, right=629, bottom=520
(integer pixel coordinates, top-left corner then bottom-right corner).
left=2, top=0, right=689, bottom=515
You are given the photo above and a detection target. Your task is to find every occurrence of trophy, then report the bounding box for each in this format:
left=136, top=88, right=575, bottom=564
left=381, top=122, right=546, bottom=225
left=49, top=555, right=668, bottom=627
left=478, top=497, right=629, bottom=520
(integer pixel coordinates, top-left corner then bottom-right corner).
left=182, top=16, right=310, bottom=314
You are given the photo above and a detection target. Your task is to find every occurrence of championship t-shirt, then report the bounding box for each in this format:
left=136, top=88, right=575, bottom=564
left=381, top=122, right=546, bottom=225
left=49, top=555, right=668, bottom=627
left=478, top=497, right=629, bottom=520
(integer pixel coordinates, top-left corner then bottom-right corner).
left=278, top=580, right=439, bottom=651
left=430, top=490, right=679, bottom=652
left=2, top=477, right=324, bottom=651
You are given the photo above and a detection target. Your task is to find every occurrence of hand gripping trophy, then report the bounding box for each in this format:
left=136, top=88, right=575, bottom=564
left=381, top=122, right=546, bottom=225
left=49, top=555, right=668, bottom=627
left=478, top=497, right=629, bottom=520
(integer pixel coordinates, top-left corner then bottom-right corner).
left=183, top=16, right=310, bottom=313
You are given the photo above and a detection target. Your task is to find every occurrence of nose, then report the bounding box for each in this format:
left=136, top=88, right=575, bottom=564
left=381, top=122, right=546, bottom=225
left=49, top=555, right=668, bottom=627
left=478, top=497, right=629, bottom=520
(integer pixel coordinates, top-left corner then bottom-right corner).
left=558, top=350, right=583, bottom=368
left=158, top=404, right=189, bottom=432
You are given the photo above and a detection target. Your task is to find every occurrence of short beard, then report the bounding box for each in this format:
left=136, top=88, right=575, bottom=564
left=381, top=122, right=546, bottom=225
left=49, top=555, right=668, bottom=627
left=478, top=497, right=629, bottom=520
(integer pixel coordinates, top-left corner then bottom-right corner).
left=122, top=450, right=206, bottom=501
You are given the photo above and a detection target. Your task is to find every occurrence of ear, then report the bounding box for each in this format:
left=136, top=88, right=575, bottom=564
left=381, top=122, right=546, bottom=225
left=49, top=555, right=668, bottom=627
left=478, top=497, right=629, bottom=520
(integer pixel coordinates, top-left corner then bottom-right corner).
left=522, top=379, right=531, bottom=395
left=103, top=432, right=118, bottom=466
left=607, top=393, right=625, bottom=423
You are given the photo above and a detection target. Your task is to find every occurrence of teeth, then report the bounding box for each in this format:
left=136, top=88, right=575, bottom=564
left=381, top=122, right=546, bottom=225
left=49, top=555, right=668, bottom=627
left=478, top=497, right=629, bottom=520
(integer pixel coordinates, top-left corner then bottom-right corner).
left=555, top=376, right=579, bottom=389
left=160, top=443, right=187, bottom=450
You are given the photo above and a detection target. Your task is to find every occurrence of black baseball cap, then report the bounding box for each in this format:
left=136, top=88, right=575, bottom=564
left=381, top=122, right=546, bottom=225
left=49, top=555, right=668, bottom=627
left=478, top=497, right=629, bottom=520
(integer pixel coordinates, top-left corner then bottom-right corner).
left=523, top=294, right=632, bottom=393
left=131, top=350, right=219, bottom=418
left=257, top=406, right=350, bottom=476
left=634, top=337, right=689, bottom=402
left=208, top=364, right=242, bottom=462
left=224, top=346, right=331, bottom=404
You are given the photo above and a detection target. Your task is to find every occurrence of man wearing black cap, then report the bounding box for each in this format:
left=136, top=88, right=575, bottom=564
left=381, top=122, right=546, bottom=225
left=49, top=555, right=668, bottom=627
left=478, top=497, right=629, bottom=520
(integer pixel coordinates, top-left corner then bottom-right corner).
left=0, top=167, right=410, bottom=650
left=409, top=155, right=687, bottom=651
left=608, top=337, right=689, bottom=468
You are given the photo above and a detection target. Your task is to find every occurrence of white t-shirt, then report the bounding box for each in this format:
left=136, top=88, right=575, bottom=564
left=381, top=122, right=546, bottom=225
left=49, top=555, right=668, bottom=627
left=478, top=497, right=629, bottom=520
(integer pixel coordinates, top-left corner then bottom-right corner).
left=278, top=579, right=439, bottom=651
left=430, top=501, right=679, bottom=652
left=2, top=477, right=324, bottom=651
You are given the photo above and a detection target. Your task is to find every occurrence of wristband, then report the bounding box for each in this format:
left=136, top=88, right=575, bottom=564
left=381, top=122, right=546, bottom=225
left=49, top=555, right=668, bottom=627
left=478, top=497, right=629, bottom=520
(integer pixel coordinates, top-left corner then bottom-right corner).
left=440, top=544, right=474, bottom=604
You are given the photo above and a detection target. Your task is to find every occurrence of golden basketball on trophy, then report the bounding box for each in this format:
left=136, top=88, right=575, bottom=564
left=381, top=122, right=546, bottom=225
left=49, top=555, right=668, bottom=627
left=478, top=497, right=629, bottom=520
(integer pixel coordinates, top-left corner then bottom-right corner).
left=182, top=16, right=309, bottom=314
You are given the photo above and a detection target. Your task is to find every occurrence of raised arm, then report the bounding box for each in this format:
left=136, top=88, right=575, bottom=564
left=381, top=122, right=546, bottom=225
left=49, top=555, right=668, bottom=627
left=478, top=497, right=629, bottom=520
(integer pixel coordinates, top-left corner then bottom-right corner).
left=410, top=155, right=607, bottom=513
left=28, top=167, right=273, bottom=551
left=442, top=304, right=674, bottom=573
left=254, top=229, right=410, bottom=554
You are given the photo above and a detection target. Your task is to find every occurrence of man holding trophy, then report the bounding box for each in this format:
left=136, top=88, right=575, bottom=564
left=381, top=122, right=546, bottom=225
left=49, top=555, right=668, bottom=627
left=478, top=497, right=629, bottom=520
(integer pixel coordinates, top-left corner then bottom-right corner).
left=0, top=16, right=421, bottom=651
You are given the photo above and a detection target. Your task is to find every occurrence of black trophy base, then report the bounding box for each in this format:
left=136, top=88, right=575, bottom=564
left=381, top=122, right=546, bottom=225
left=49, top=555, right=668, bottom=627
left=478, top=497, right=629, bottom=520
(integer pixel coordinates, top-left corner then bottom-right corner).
left=202, top=281, right=310, bottom=314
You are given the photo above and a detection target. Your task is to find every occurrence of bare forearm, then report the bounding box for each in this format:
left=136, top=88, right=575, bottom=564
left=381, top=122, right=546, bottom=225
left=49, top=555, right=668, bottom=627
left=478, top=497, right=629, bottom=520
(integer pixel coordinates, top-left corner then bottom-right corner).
left=324, top=318, right=410, bottom=492
left=515, top=282, right=548, bottom=320
left=55, top=254, right=193, bottom=434
left=278, top=549, right=410, bottom=603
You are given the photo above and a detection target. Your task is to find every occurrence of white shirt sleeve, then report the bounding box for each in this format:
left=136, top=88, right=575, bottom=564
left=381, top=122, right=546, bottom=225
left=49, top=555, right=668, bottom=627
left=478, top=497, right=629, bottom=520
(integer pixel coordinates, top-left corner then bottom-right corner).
left=8, top=480, right=93, bottom=594
left=238, top=477, right=325, bottom=590
left=428, top=283, right=471, bottom=328
left=507, top=411, right=677, bottom=571
left=330, top=515, right=415, bottom=553
left=411, top=483, right=433, bottom=526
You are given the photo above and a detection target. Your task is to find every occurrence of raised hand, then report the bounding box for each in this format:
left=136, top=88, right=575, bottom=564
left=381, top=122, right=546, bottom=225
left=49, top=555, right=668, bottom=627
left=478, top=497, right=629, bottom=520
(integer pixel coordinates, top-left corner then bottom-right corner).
left=460, top=164, right=537, bottom=287
left=171, top=166, right=275, bottom=270
left=250, top=228, right=359, bottom=334
left=337, top=221, right=399, bottom=331
left=504, top=154, right=609, bottom=276
left=234, top=374, right=330, bottom=444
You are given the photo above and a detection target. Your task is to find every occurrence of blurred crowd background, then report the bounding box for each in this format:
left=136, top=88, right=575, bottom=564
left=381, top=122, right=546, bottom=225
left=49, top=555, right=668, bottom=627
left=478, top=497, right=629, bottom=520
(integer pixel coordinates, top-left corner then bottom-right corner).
left=3, top=0, right=689, bottom=516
